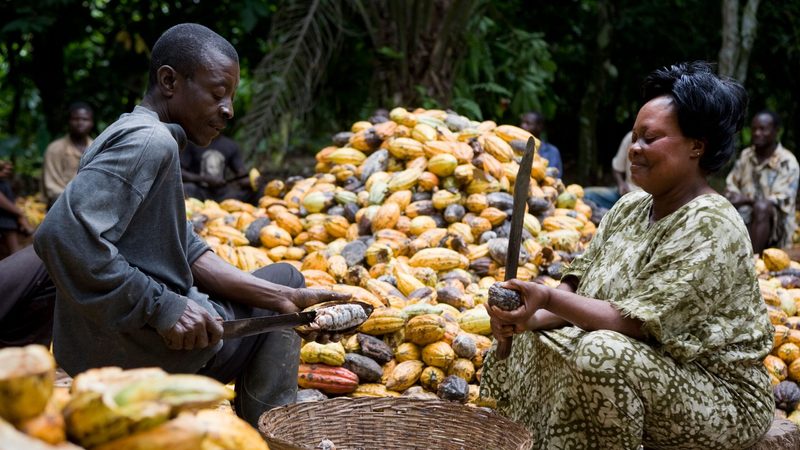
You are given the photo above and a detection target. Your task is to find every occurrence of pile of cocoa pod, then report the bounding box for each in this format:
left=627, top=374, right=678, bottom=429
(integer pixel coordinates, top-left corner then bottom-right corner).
left=185, top=106, right=598, bottom=405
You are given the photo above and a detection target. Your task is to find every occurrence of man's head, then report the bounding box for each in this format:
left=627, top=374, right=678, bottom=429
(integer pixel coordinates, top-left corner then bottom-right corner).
left=147, top=24, right=240, bottom=147
left=750, top=110, right=780, bottom=152
left=520, top=112, right=544, bottom=137
left=67, top=102, right=94, bottom=139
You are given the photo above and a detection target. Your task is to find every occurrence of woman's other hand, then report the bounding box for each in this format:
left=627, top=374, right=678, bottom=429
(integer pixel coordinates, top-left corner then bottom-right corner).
left=486, top=279, right=551, bottom=333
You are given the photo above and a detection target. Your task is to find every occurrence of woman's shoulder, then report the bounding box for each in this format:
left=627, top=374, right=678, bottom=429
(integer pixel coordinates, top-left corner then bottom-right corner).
left=675, top=193, right=751, bottom=245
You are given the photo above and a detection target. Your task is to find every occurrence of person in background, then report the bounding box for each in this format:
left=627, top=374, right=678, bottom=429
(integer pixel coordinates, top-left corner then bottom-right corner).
left=0, top=160, right=33, bottom=256
left=42, top=102, right=94, bottom=207
left=33, top=23, right=347, bottom=427
left=181, top=134, right=249, bottom=202
left=582, top=130, right=639, bottom=213
left=483, top=61, right=773, bottom=449
left=724, top=110, right=799, bottom=253
left=520, top=111, right=563, bottom=177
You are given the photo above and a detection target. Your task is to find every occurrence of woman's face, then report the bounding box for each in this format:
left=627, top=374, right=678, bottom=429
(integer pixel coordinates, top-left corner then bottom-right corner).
left=629, top=96, right=703, bottom=196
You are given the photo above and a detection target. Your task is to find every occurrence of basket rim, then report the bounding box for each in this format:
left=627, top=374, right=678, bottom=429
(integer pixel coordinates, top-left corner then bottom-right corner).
left=258, top=397, right=532, bottom=450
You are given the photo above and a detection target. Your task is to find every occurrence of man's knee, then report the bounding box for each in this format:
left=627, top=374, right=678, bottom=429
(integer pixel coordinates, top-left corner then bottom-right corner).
left=752, top=199, right=775, bottom=221
left=252, top=263, right=306, bottom=289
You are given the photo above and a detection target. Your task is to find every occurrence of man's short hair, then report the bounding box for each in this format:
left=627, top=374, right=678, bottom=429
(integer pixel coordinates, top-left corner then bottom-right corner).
left=148, top=23, right=239, bottom=92
left=68, top=101, right=93, bottom=116
left=755, top=109, right=781, bottom=130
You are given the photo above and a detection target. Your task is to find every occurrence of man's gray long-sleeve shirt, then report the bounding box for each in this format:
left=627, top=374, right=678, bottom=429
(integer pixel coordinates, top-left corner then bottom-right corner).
left=34, top=106, right=222, bottom=375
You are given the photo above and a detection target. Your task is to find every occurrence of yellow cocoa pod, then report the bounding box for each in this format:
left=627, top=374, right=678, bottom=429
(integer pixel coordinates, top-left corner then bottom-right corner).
left=388, top=138, right=425, bottom=160
left=409, top=216, right=437, bottom=236
left=301, top=251, right=328, bottom=272
left=327, top=254, right=348, bottom=281
left=274, top=211, right=303, bottom=237
left=422, top=341, right=455, bottom=370
left=409, top=248, right=469, bottom=271
left=365, top=242, right=394, bottom=267
left=432, top=190, right=461, bottom=210
left=351, top=383, right=401, bottom=398
left=390, top=107, right=417, bottom=127
left=493, top=124, right=534, bottom=143
left=385, top=190, right=413, bottom=210
left=405, top=314, right=447, bottom=346
left=419, top=366, right=446, bottom=392
left=396, top=272, right=426, bottom=297
left=327, top=147, right=367, bottom=165
left=448, top=358, right=476, bottom=382
left=480, top=207, right=508, bottom=226
left=387, top=168, right=423, bottom=192
left=351, top=120, right=373, bottom=133
left=385, top=360, right=424, bottom=392
left=458, top=306, right=491, bottom=336
left=481, top=134, right=515, bottom=162
left=300, top=341, right=346, bottom=366
left=411, top=123, right=438, bottom=143
left=259, top=225, right=292, bottom=248
left=427, top=153, right=458, bottom=177
left=371, top=202, right=401, bottom=232
left=764, top=248, right=792, bottom=272
left=0, top=345, right=55, bottom=423
left=417, top=171, right=439, bottom=191
left=465, top=193, right=488, bottom=213
left=358, top=307, right=408, bottom=335
left=301, top=269, right=336, bottom=288
left=284, top=246, right=306, bottom=261
left=395, top=342, right=421, bottom=363
left=323, top=215, right=350, bottom=239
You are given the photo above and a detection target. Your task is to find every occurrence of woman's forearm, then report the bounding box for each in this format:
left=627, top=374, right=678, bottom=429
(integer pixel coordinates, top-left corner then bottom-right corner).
left=544, top=288, right=646, bottom=339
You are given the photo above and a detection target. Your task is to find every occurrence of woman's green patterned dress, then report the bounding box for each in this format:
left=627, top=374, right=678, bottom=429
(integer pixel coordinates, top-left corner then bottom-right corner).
left=481, top=191, right=775, bottom=449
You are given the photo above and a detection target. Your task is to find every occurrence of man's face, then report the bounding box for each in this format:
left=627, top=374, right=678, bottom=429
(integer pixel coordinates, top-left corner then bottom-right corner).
left=520, top=113, right=542, bottom=137
left=750, top=113, right=778, bottom=150
left=169, top=49, right=240, bottom=147
left=68, top=108, right=94, bottom=138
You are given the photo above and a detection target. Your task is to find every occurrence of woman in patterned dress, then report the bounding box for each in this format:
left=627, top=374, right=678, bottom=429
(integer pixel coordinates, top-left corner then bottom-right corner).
left=481, top=61, right=775, bottom=449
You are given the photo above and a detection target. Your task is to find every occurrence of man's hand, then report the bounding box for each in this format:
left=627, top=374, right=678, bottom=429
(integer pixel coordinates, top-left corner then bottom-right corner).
left=289, top=289, right=352, bottom=312
left=158, top=299, right=223, bottom=350
left=202, top=175, right=226, bottom=188
left=724, top=191, right=750, bottom=207
left=18, top=215, right=33, bottom=235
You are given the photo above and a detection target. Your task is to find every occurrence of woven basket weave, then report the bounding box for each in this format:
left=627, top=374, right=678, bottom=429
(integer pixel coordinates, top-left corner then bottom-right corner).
left=258, top=397, right=532, bottom=450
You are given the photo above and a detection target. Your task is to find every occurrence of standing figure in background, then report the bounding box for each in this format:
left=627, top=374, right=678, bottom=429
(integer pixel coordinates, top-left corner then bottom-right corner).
left=725, top=110, right=799, bottom=253
left=42, top=102, right=94, bottom=207
left=520, top=111, right=563, bottom=177
left=0, top=160, right=34, bottom=256
left=582, top=130, right=639, bottom=214
left=181, top=134, right=249, bottom=202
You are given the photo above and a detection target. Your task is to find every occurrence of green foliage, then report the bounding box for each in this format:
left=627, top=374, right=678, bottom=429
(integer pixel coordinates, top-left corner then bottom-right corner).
left=1, top=0, right=800, bottom=190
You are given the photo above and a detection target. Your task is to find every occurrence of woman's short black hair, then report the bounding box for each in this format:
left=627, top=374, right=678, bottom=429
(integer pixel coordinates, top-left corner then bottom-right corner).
left=641, top=61, right=748, bottom=174
left=148, top=23, right=239, bottom=92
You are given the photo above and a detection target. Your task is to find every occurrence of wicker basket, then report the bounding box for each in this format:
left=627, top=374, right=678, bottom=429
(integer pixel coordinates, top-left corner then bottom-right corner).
left=258, top=397, right=532, bottom=450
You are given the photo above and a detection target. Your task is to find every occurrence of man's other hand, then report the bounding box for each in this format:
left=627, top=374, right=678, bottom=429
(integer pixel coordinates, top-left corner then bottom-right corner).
left=158, top=299, right=223, bottom=350
left=290, top=289, right=352, bottom=311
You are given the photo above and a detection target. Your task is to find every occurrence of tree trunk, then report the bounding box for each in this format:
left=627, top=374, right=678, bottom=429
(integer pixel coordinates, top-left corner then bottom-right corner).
left=360, top=0, right=479, bottom=107
left=735, top=0, right=760, bottom=83
left=576, top=0, right=612, bottom=184
left=718, top=0, right=760, bottom=83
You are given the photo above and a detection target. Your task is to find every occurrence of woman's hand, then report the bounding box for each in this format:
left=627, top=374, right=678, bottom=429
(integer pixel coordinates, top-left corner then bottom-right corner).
left=486, top=279, right=551, bottom=334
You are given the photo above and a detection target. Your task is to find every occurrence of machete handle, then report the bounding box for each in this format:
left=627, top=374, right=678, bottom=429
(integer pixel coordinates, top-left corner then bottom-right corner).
left=496, top=336, right=512, bottom=360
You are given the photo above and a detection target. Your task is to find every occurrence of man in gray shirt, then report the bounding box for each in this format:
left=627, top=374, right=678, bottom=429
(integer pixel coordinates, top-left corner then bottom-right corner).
left=32, top=23, right=346, bottom=426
